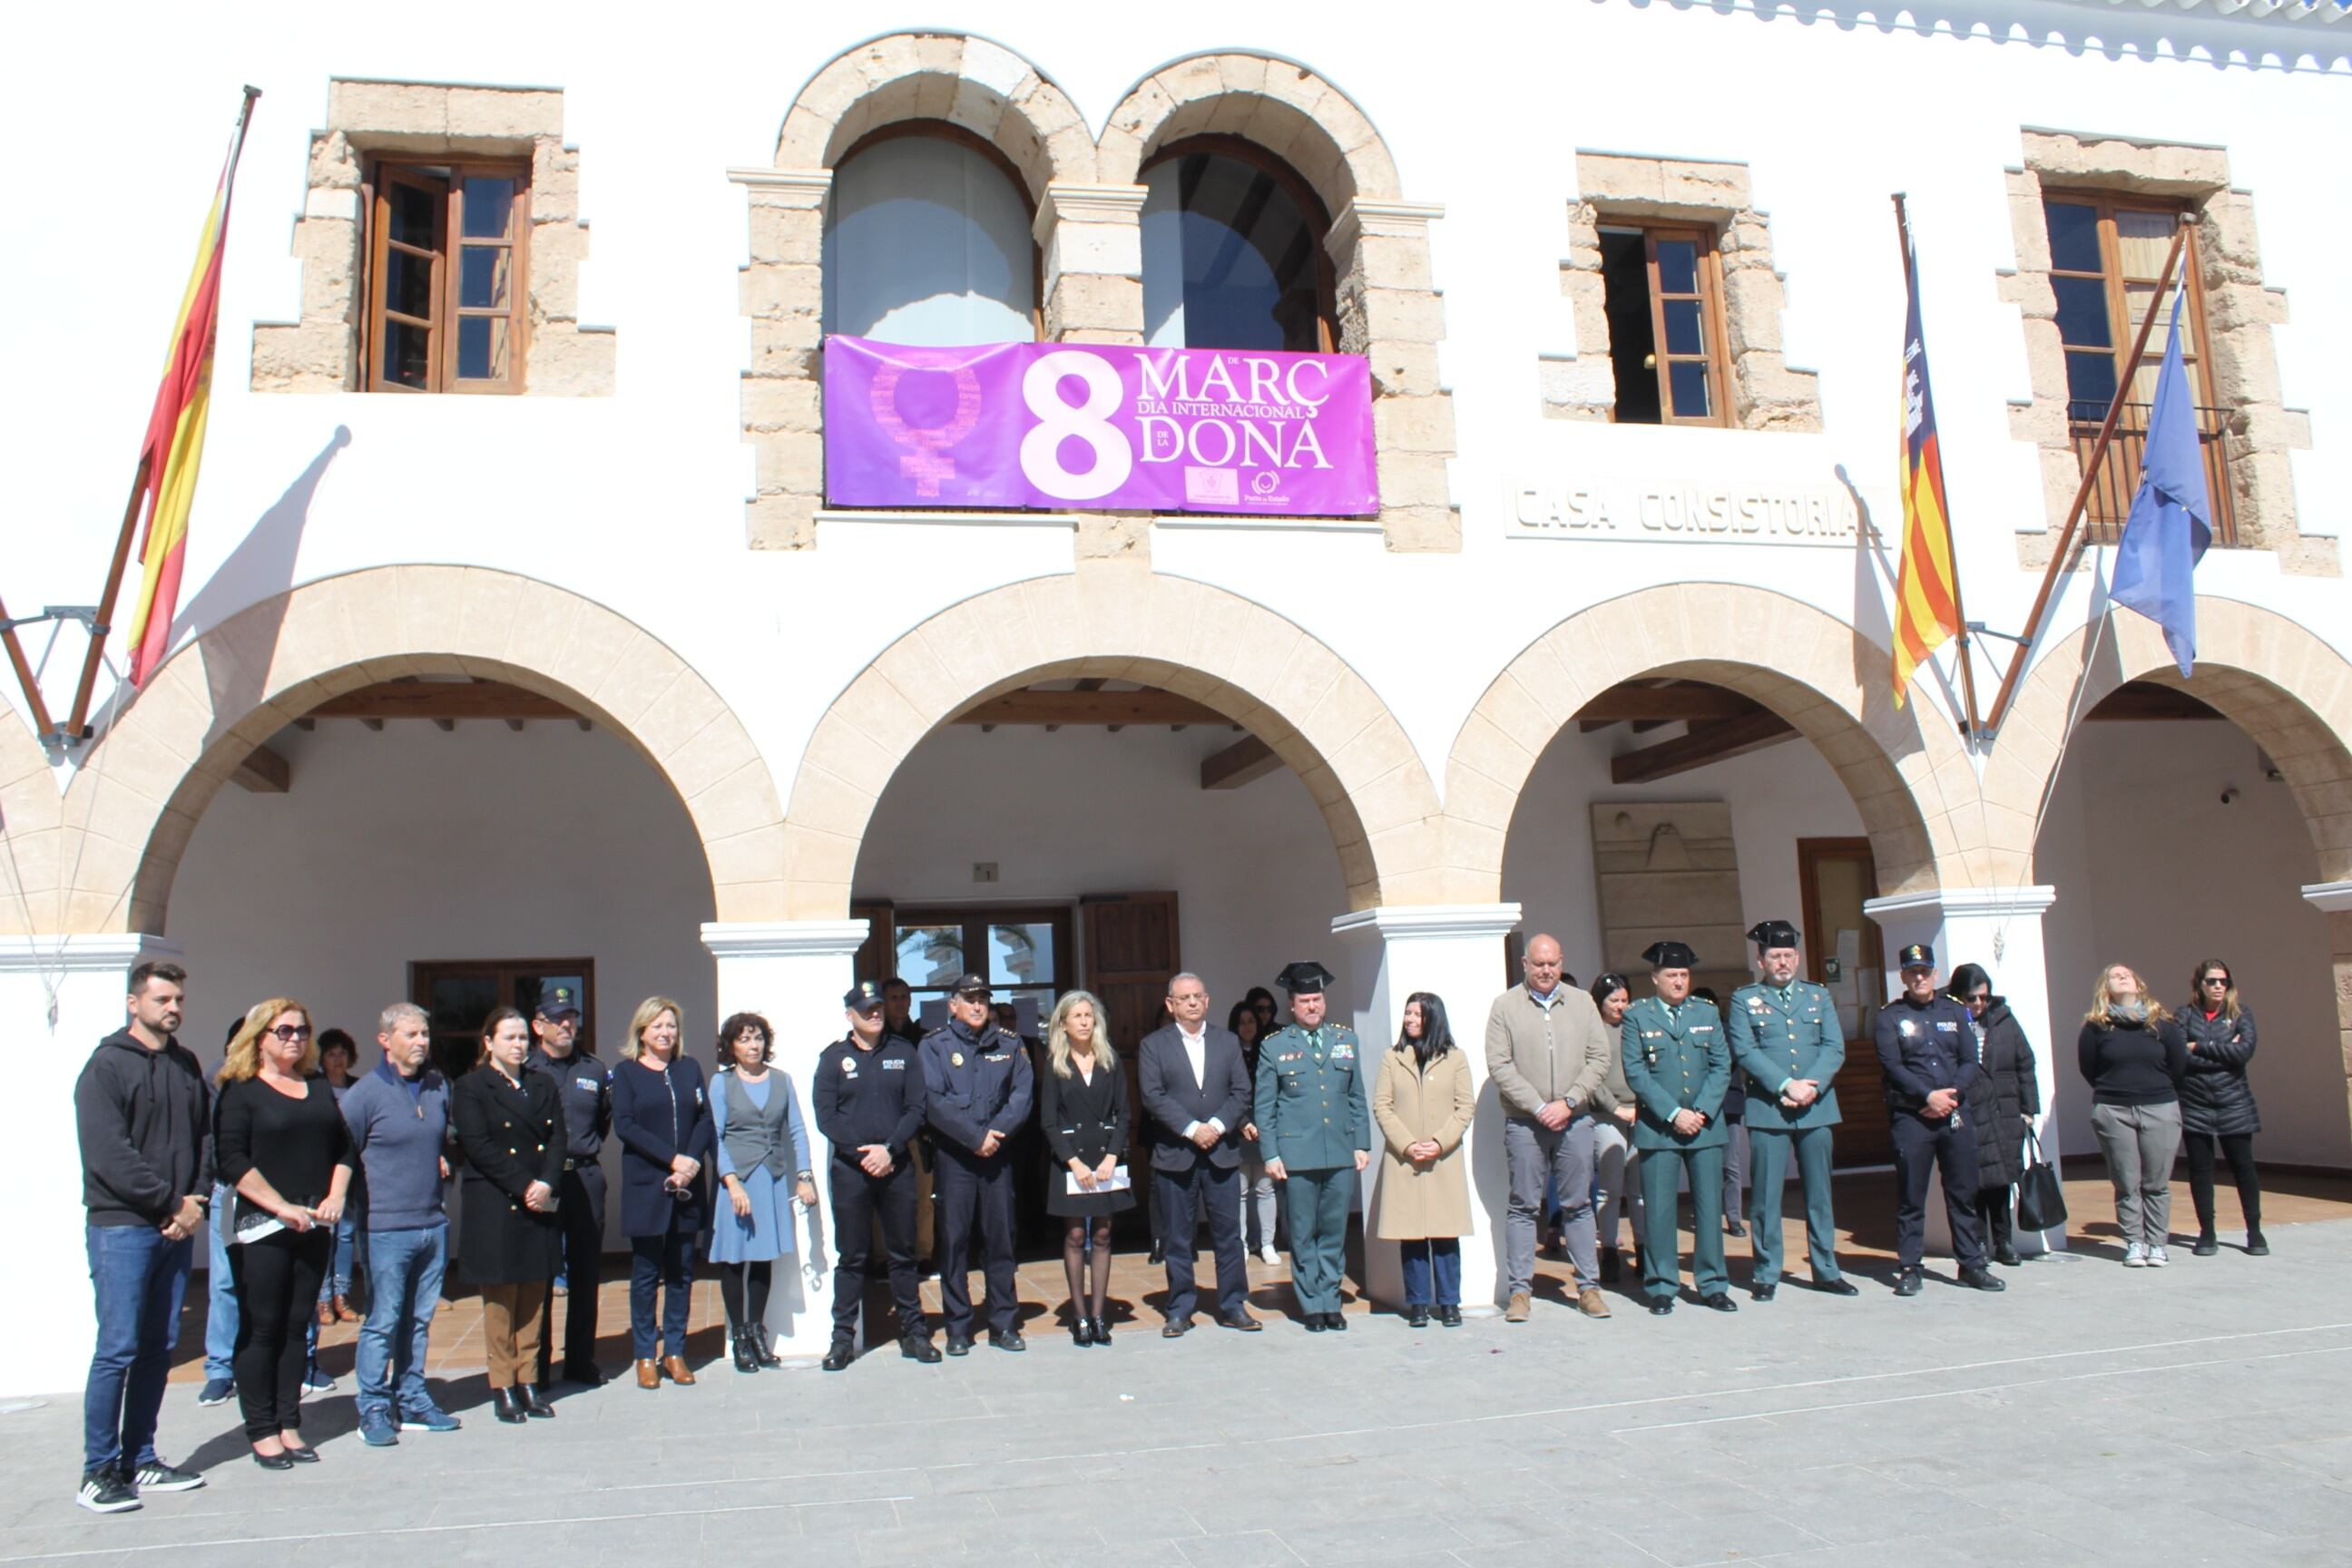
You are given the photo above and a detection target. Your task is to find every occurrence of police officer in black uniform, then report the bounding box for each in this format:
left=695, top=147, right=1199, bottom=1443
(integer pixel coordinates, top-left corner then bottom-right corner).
left=527, top=986, right=612, bottom=1386
left=920, top=973, right=1036, bottom=1355
left=813, top=980, right=938, bottom=1368
left=1875, top=944, right=2006, bottom=1297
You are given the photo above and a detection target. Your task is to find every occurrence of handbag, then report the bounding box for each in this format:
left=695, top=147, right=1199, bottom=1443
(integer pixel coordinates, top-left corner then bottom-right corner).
left=2014, top=1126, right=2067, bottom=1233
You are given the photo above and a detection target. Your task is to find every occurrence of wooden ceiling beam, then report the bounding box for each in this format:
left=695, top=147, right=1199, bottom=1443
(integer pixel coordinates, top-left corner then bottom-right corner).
left=1575, top=683, right=1766, bottom=724
left=1610, top=710, right=1798, bottom=786
left=306, top=680, right=577, bottom=722
left=2086, top=681, right=2226, bottom=721
left=230, top=745, right=290, bottom=794
left=955, top=690, right=1230, bottom=727
left=1201, top=734, right=1282, bottom=790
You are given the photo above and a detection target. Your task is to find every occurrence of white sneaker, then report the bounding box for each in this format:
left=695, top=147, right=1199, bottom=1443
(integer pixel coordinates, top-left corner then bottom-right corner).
left=2123, top=1243, right=2149, bottom=1267
left=1258, top=1246, right=1280, bottom=1266
left=2146, top=1246, right=2170, bottom=1268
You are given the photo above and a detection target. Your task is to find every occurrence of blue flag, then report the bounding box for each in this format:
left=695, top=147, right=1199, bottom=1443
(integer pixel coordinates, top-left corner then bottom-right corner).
left=2108, top=292, right=2212, bottom=678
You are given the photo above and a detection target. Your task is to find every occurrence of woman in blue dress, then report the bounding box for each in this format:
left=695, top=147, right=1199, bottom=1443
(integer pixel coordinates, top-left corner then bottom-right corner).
left=710, top=1012, right=817, bottom=1373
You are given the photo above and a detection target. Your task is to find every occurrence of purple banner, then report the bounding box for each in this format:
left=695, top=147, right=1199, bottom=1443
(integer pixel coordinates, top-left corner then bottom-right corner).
left=822, top=336, right=1379, bottom=515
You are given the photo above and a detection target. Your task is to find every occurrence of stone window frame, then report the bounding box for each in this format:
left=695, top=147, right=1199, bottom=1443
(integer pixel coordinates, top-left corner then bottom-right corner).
left=1543, top=152, right=1822, bottom=433
left=251, top=78, right=614, bottom=397
left=735, top=34, right=1460, bottom=554
left=1998, top=128, right=2320, bottom=573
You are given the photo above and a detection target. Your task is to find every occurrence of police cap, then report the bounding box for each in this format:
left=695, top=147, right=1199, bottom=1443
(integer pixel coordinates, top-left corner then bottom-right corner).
left=1642, top=940, right=1697, bottom=971
left=534, top=986, right=581, bottom=1020
left=1896, top=943, right=1936, bottom=970
left=1276, top=960, right=1335, bottom=996
left=950, top=972, right=992, bottom=997
left=843, top=979, right=887, bottom=1012
left=1747, top=919, right=1800, bottom=951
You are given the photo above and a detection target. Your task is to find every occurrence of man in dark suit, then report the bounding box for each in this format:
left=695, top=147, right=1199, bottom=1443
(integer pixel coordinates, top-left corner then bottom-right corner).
left=1137, top=973, right=1261, bottom=1336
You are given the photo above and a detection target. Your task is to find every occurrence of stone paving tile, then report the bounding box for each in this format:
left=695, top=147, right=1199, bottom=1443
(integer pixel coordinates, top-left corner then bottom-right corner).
left=1171, top=1527, right=1308, bottom=1568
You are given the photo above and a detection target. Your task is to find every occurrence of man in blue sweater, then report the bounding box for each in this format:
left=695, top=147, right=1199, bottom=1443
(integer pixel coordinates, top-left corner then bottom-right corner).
left=341, top=1003, right=459, bottom=1446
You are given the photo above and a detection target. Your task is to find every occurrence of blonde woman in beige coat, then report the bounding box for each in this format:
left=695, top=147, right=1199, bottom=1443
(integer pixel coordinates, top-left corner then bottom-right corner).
left=1373, top=993, right=1475, bottom=1328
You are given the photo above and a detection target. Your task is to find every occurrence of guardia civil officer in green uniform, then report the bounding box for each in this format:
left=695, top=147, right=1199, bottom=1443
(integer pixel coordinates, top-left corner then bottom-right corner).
left=1727, top=921, right=1858, bottom=1301
left=1255, top=961, right=1370, bottom=1332
left=1620, top=940, right=1737, bottom=1315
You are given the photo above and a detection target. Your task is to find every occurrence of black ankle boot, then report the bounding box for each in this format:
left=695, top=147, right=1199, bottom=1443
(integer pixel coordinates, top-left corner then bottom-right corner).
left=1070, top=1315, right=1093, bottom=1347
left=492, top=1387, right=524, bottom=1424
left=750, top=1326, right=781, bottom=1367
left=730, top=1329, right=760, bottom=1374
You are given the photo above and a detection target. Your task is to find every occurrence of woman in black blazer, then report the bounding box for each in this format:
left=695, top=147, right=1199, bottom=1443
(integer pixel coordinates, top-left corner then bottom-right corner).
left=609, top=996, right=713, bottom=1389
left=452, top=1006, right=566, bottom=1424
left=1039, top=990, right=1132, bottom=1347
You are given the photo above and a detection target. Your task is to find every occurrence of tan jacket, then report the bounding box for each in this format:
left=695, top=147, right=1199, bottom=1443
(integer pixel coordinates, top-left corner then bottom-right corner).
left=1484, top=984, right=1613, bottom=1122
left=1370, top=1046, right=1474, bottom=1239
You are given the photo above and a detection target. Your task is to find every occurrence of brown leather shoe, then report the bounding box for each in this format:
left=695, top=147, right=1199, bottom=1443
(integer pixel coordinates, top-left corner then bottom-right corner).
left=316, top=1299, right=336, bottom=1329
left=332, top=1294, right=358, bottom=1324
left=1578, top=1286, right=1612, bottom=1319
left=662, top=1355, right=696, bottom=1386
left=634, top=1358, right=661, bottom=1390
left=1504, top=1291, right=1531, bottom=1323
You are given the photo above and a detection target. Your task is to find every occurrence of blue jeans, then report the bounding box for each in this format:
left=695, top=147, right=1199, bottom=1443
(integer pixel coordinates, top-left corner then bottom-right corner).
left=202, top=1185, right=237, bottom=1382
left=355, top=1227, right=446, bottom=1420
left=1398, top=1237, right=1461, bottom=1307
left=629, top=1230, right=695, bottom=1359
left=318, top=1207, right=363, bottom=1299
left=83, top=1223, right=192, bottom=1473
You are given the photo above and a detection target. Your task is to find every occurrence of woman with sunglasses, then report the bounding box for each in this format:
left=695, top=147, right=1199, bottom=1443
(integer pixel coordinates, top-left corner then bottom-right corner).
left=2178, top=960, right=2266, bottom=1256
left=1948, top=965, right=2042, bottom=1267
left=212, top=1000, right=353, bottom=1468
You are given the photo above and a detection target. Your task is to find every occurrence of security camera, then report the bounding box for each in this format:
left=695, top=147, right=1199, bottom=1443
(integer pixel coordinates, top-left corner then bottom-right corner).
left=2220, top=787, right=2239, bottom=805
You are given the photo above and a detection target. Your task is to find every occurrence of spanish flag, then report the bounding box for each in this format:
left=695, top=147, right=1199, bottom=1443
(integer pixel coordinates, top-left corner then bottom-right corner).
left=123, top=95, right=256, bottom=689
left=1891, top=221, right=1961, bottom=708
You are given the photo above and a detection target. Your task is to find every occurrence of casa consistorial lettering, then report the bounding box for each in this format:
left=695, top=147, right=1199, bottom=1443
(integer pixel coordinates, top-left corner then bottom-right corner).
left=1511, top=478, right=1861, bottom=547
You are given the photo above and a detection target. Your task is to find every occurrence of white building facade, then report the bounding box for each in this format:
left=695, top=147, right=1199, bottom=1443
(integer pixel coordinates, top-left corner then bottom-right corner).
left=4, top=0, right=2348, bottom=1394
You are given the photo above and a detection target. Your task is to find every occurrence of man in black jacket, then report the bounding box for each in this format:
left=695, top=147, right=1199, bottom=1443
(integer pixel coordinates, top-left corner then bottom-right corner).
left=919, top=975, right=1034, bottom=1354
left=1875, top=945, right=2004, bottom=1298
left=813, top=981, right=937, bottom=1368
left=1138, top=973, right=1260, bottom=1335
left=73, top=959, right=210, bottom=1514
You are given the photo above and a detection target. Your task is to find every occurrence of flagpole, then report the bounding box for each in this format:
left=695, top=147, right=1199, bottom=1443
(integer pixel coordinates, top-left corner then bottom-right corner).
left=1982, top=213, right=2193, bottom=738
left=0, top=593, right=60, bottom=743
left=1894, top=194, right=1982, bottom=740
left=60, top=84, right=260, bottom=746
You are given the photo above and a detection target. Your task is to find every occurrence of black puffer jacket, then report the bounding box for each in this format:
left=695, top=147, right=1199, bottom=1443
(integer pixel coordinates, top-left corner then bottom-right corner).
left=1963, top=1000, right=2042, bottom=1191
left=2177, top=1004, right=2260, bottom=1137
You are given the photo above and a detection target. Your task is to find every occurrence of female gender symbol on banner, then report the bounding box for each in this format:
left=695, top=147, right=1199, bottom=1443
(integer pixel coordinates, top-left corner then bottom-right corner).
left=867, top=351, right=985, bottom=497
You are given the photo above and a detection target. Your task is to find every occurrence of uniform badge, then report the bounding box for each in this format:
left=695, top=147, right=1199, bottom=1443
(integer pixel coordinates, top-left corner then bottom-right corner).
left=840, top=1058, right=856, bottom=1073
left=951, top=1052, right=965, bottom=1068
left=575, top=1075, right=598, bottom=1092
left=1898, top=1020, right=1916, bottom=1036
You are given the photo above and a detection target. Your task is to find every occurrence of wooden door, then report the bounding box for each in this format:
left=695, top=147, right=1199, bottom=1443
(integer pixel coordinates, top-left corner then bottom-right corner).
left=1083, top=891, right=1180, bottom=1236
left=1796, top=838, right=1890, bottom=1165
left=410, top=957, right=595, bottom=1082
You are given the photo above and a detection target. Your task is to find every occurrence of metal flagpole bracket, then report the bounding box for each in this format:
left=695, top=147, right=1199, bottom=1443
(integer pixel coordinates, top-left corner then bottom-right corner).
left=1962, top=622, right=2031, bottom=648
left=0, top=606, right=103, bottom=636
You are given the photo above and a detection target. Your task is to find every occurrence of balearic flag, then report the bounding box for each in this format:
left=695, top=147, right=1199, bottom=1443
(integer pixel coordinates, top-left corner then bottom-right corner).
left=2107, top=291, right=2212, bottom=678
left=1891, top=226, right=1962, bottom=707
left=122, top=113, right=250, bottom=688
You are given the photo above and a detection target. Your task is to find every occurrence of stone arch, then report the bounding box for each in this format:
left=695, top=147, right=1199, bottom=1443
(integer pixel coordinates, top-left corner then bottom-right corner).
left=0, top=707, right=61, bottom=936
left=779, top=572, right=1446, bottom=919
left=775, top=31, right=1096, bottom=200
left=57, top=566, right=787, bottom=936
left=1444, top=585, right=1978, bottom=901
left=1984, top=596, right=2352, bottom=884
left=1097, top=50, right=1399, bottom=214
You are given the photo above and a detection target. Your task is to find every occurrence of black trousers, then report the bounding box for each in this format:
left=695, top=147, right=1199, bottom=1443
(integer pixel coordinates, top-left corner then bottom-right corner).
left=538, top=1162, right=605, bottom=1381
left=2183, top=1132, right=2261, bottom=1235
left=1156, top=1161, right=1246, bottom=1320
left=228, top=1227, right=329, bottom=1443
left=830, top=1156, right=925, bottom=1341
left=935, top=1149, right=1019, bottom=1338
left=1889, top=1110, right=1985, bottom=1269
left=1975, top=1185, right=2014, bottom=1255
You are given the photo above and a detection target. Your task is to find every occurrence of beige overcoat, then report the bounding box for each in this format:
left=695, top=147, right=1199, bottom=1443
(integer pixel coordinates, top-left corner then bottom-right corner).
left=1371, top=1045, right=1475, bottom=1240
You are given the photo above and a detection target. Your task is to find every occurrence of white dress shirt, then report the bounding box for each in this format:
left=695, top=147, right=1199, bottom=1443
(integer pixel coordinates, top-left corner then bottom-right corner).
left=1176, top=1020, right=1224, bottom=1139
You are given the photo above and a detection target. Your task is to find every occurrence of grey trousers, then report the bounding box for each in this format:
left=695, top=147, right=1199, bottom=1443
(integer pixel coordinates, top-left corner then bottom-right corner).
left=1505, top=1117, right=1598, bottom=1293
left=2090, top=1101, right=2182, bottom=1250
left=1592, top=1120, right=1642, bottom=1250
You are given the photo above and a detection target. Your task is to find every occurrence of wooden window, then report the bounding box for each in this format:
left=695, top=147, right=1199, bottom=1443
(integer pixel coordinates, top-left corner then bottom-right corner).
left=1141, top=136, right=1338, bottom=354
left=2041, top=194, right=2233, bottom=543
left=410, top=957, right=593, bottom=1083
left=365, top=159, right=530, bottom=394
left=884, top=905, right=1073, bottom=1032
left=1795, top=838, right=1886, bottom=1169
left=1599, top=224, right=1730, bottom=426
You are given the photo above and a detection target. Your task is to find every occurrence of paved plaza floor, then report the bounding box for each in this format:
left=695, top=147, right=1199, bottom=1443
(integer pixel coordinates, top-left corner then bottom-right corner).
left=9, top=1197, right=2352, bottom=1567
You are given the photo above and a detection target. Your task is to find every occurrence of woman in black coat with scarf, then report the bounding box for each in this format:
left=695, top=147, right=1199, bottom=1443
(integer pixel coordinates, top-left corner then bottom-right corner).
left=451, top=1006, right=566, bottom=1423
left=2179, top=959, right=2265, bottom=1256
left=1950, top=965, right=2042, bottom=1268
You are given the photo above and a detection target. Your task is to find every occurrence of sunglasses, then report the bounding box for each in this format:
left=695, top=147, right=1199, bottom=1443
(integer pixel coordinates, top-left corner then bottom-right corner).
left=2201, top=975, right=2231, bottom=986
left=269, top=1024, right=313, bottom=1043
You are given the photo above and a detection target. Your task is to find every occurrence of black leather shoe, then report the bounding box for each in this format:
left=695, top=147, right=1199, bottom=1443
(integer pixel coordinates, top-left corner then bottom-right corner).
left=1724, top=1219, right=1747, bottom=1239
left=945, top=1335, right=973, bottom=1357
left=995, top=1329, right=1026, bottom=1352
left=2247, top=1232, right=2270, bottom=1256
left=1302, top=1313, right=1327, bottom=1332
left=1437, top=1305, right=1463, bottom=1328
left=2192, top=1234, right=2220, bottom=1257
left=1894, top=1269, right=1924, bottom=1298
left=1599, top=1247, right=1621, bottom=1284
left=751, top=1327, right=783, bottom=1367
left=1994, top=1247, right=2025, bottom=1267
left=1091, top=1317, right=1112, bottom=1345
left=1161, top=1317, right=1192, bottom=1338
left=1325, top=1311, right=1348, bottom=1333
left=730, top=1331, right=760, bottom=1374
left=1147, top=1240, right=1166, bottom=1265
left=1957, top=1266, right=2006, bottom=1292
left=560, top=1362, right=604, bottom=1387
left=1072, top=1317, right=1094, bottom=1347
left=1811, top=1277, right=1859, bottom=1297
left=1700, top=1293, right=1738, bottom=1313
left=282, top=1443, right=320, bottom=1464
left=901, top=1335, right=942, bottom=1364
left=250, top=1449, right=295, bottom=1471
left=1647, top=1296, right=1674, bottom=1316
left=493, top=1387, right=525, bottom=1424
left=1406, top=1304, right=1430, bottom=1328
left=518, top=1385, right=555, bottom=1418
left=822, top=1340, right=855, bottom=1371
left=1750, top=1284, right=1776, bottom=1302
left=1218, top=1310, right=1261, bottom=1332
